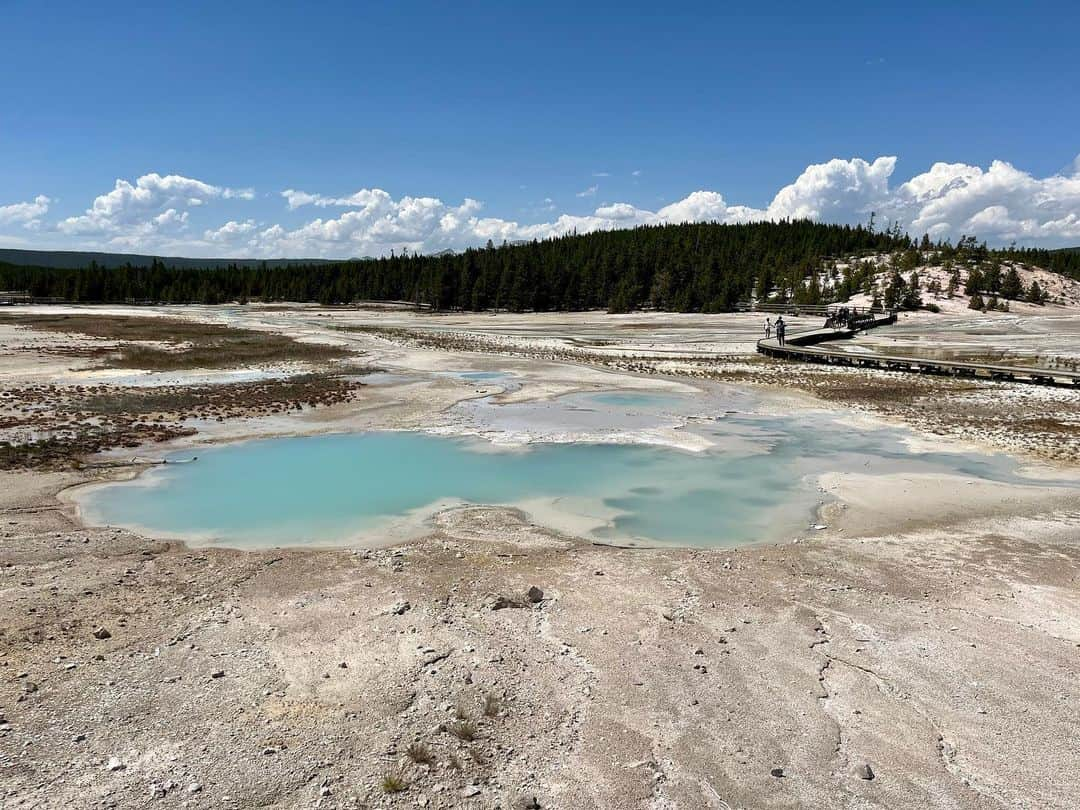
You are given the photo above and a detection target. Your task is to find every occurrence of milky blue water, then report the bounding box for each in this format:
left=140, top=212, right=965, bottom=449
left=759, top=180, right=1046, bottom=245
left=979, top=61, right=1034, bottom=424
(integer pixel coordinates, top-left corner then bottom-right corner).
left=76, top=388, right=1050, bottom=550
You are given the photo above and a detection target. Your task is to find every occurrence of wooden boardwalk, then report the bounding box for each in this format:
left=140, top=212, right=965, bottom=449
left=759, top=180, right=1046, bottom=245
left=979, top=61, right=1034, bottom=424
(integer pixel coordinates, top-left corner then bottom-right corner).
left=756, top=311, right=1080, bottom=387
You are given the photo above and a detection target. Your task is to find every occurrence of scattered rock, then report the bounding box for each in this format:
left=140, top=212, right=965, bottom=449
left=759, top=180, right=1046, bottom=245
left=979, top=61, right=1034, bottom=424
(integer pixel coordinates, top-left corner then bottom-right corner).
left=461, top=785, right=481, bottom=798
left=770, top=767, right=785, bottom=778
left=527, top=586, right=544, bottom=603
left=92, top=627, right=112, bottom=640
left=106, top=757, right=125, bottom=772
left=855, top=762, right=875, bottom=780
left=210, top=670, right=225, bottom=679
left=389, top=600, right=411, bottom=615
left=187, top=783, right=202, bottom=794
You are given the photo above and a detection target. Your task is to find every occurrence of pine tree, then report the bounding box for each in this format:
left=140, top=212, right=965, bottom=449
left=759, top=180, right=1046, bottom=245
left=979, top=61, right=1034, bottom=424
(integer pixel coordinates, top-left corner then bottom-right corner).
left=964, top=268, right=983, bottom=295
left=1001, top=266, right=1023, bottom=299
left=1026, top=280, right=1045, bottom=305
left=968, top=292, right=984, bottom=310
left=901, top=271, right=922, bottom=310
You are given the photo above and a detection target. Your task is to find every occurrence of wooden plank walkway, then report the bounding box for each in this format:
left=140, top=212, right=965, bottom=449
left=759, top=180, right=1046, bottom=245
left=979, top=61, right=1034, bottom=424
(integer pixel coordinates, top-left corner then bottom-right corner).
left=757, top=312, right=1080, bottom=387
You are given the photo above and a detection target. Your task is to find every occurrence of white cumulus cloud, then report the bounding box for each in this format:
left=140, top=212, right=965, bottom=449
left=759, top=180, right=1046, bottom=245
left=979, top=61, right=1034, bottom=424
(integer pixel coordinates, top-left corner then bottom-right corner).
left=8, top=156, right=1080, bottom=257
left=219, top=156, right=1080, bottom=257
left=0, top=195, right=51, bottom=228
left=764, top=156, right=896, bottom=221
left=204, top=219, right=259, bottom=244
left=58, top=173, right=253, bottom=240
left=894, top=159, right=1080, bottom=242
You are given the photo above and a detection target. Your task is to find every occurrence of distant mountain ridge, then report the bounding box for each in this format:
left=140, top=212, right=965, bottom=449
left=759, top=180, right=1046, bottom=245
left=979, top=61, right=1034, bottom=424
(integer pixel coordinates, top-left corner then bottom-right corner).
left=0, top=248, right=342, bottom=271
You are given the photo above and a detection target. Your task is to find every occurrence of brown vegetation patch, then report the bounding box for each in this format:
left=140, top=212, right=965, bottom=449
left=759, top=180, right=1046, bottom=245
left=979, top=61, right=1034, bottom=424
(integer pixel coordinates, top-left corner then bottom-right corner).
left=0, top=373, right=364, bottom=470
left=0, top=314, right=352, bottom=370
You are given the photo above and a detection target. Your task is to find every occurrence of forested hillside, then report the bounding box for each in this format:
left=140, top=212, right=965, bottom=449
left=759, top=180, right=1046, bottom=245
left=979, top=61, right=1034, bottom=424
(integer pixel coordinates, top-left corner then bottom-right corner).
left=1001, top=246, right=1080, bottom=281
left=0, top=249, right=339, bottom=271
left=0, top=221, right=909, bottom=312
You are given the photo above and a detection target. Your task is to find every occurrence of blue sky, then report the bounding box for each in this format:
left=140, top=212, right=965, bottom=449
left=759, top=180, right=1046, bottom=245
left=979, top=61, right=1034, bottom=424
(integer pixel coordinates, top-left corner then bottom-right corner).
left=1, top=1, right=1078, bottom=257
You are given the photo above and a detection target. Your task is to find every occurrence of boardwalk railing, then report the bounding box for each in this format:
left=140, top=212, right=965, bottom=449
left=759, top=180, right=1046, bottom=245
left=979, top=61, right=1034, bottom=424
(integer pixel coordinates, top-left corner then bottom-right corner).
left=735, top=302, right=887, bottom=316
left=0, top=290, right=32, bottom=305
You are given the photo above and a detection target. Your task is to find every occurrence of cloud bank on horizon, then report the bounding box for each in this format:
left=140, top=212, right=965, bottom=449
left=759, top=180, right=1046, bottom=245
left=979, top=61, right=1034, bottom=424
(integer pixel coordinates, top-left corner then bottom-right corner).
left=3, top=156, right=1080, bottom=258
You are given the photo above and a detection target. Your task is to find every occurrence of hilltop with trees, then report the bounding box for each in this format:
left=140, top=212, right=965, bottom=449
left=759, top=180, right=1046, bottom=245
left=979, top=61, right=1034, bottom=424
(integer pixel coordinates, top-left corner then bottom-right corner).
left=823, top=235, right=1080, bottom=315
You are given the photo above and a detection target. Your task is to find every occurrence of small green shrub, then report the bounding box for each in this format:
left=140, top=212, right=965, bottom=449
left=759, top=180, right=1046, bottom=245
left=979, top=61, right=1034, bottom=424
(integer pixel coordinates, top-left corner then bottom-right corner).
left=381, top=771, right=409, bottom=793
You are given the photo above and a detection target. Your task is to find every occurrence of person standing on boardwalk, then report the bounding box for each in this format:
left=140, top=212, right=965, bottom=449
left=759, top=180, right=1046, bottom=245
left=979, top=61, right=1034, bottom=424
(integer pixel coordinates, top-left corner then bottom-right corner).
left=775, top=316, right=786, bottom=345
left=764, top=318, right=772, bottom=339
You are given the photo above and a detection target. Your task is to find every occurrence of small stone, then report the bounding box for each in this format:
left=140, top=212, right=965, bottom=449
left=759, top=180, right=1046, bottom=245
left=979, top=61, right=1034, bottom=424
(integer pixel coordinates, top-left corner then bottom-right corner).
left=461, top=785, right=481, bottom=798
left=390, top=601, right=411, bottom=615
left=187, top=783, right=202, bottom=794
left=210, top=670, right=225, bottom=679
left=770, top=767, right=785, bottom=778
left=527, top=586, right=544, bottom=603
left=855, top=762, right=875, bottom=780
left=93, top=627, right=112, bottom=640
left=106, top=756, right=125, bottom=772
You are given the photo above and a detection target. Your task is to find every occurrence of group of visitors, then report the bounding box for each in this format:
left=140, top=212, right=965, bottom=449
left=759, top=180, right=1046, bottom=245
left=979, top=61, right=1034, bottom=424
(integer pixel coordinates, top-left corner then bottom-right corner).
left=763, top=316, right=786, bottom=345
left=824, top=306, right=854, bottom=329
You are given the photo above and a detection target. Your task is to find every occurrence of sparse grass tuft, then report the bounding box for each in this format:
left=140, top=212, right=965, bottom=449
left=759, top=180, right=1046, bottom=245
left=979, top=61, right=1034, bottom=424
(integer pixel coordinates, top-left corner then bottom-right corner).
left=447, top=753, right=463, bottom=771
left=454, top=701, right=472, bottom=721
left=483, top=692, right=501, bottom=717
left=446, top=720, right=478, bottom=742
left=380, top=771, right=409, bottom=794
left=406, top=742, right=434, bottom=764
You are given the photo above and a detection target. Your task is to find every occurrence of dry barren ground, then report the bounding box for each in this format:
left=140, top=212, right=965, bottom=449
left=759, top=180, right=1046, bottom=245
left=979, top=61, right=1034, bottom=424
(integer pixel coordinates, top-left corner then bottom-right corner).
left=1, top=306, right=1079, bottom=809
left=3, top=473, right=1079, bottom=810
